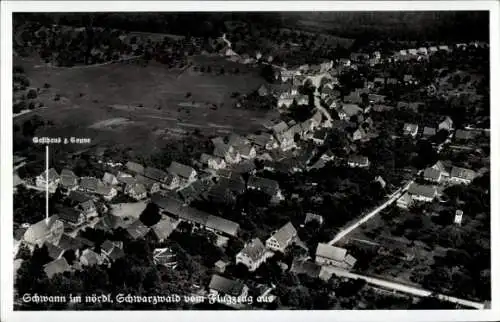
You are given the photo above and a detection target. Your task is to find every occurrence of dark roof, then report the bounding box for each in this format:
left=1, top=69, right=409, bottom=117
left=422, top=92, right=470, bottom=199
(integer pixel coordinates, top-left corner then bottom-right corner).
left=127, top=220, right=150, bottom=239
left=348, top=155, right=369, bottom=164
left=58, top=207, right=82, bottom=223
left=247, top=176, right=280, bottom=196
left=290, top=260, right=321, bottom=278
left=79, top=177, right=100, bottom=192
left=57, top=234, right=84, bottom=251
left=269, top=222, right=297, bottom=247
left=126, top=161, right=145, bottom=175
left=450, top=166, right=476, bottom=181
left=168, top=161, right=196, bottom=179
left=45, top=242, right=65, bottom=259
left=108, top=247, right=125, bottom=261
left=144, top=167, right=168, bottom=182
left=209, top=275, right=245, bottom=296
left=206, top=215, right=239, bottom=237
left=423, top=168, right=441, bottom=181
left=94, top=214, right=127, bottom=231
left=408, top=183, right=437, bottom=198
left=239, top=238, right=266, bottom=261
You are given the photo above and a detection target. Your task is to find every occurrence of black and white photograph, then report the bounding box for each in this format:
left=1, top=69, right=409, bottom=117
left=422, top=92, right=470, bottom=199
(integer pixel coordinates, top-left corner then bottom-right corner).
left=1, top=1, right=499, bottom=321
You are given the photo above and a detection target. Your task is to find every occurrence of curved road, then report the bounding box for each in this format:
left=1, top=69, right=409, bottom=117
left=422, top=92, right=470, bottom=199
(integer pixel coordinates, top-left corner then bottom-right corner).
left=324, top=266, right=485, bottom=309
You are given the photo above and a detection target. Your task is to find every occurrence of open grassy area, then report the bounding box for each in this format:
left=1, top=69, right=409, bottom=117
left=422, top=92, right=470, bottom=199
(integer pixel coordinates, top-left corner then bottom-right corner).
left=14, top=55, right=279, bottom=154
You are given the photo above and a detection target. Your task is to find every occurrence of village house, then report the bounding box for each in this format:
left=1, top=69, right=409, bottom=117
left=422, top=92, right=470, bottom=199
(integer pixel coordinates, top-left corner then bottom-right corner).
left=44, top=257, right=71, bottom=279
left=275, top=130, right=296, bottom=152
left=95, top=185, right=117, bottom=201
left=422, top=126, right=437, bottom=137
left=151, top=216, right=178, bottom=242
left=236, top=238, right=272, bottom=271
left=135, top=174, right=161, bottom=194
left=200, top=153, right=227, bottom=170
left=100, top=240, right=125, bottom=265
left=59, top=169, right=78, bottom=193
left=58, top=207, right=86, bottom=227
left=153, top=247, right=177, bottom=268
left=368, top=93, right=386, bottom=104
left=311, top=128, right=328, bottom=145
left=290, top=260, right=323, bottom=279
left=348, top=155, right=370, bottom=168
left=431, top=161, right=451, bottom=180
left=338, top=104, right=363, bottom=121
left=247, top=176, right=284, bottom=202
left=455, top=129, right=474, bottom=142
left=438, top=116, right=454, bottom=131
left=144, top=166, right=170, bottom=184
left=80, top=248, right=103, bottom=267
left=271, top=121, right=289, bottom=136
left=233, top=144, right=257, bottom=160
left=213, top=142, right=241, bottom=164
left=352, top=127, right=367, bottom=141
left=163, top=174, right=181, bottom=190
left=102, top=172, right=119, bottom=186
left=214, top=260, right=229, bottom=274
left=168, top=161, right=197, bottom=184
left=304, top=213, right=324, bottom=226
left=208, top=275, right=249, bottom=299
left=75, top=199, right=98, bottom=220
left=315, top=243, right=357, bottom=270
left=36, top=168, right=60, bottom=192
left=449, top=166, right=477, bottom=185
left=125, top=182, right=147, bottom=200
left=407, top=183, right=437, bottom=202
left=423, top=167, right=443, bottom=183
left=265, top=222, right=297, bottom=253
left=397, top=192, right=414, bottom=208
left=79, top=177, right=100, bottom=193
left=45, top=242, right=65, bottom=260
left=247, top=132, right=277, bottom=150
left=403, top=123, right=419, bottom=137
left=125, top=161, right=145, bottom=175
left=127, top=219, right=150, bottom=240
left=23, top=216, right=65, bottom=249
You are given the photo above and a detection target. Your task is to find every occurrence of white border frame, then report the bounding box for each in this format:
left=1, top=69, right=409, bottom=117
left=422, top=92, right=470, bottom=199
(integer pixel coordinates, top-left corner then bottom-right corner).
left=1, top=1, right=499, bottom=322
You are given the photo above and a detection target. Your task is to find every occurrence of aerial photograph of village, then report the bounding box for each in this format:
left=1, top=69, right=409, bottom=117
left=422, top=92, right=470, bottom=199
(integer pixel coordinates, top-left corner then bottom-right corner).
left=11, top=11, right=491, bottom=310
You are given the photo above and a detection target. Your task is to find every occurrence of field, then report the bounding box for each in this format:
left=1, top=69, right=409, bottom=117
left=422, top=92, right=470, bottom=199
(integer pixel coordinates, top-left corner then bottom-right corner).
left=15, top=55, right=278, bottom=154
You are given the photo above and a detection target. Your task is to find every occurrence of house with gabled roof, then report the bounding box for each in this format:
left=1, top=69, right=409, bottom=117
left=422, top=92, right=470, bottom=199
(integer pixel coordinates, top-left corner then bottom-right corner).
left=315, top=243, right=357, bottom=270
left=23, top=216, right=65, bottom=249
left=151, top=216, right=178, bottom=242
left=135, top=174, right=161, bottom=194
left=438, top=116, right=454, bottom=131
left=79, top=177, right=100, bottom=193
left=168, top=161, right=197, bottom=183
left=200, top=153, right=226, bottom=170
left=153, top=247, right=177, bottom=268
left=126, top=161, right=145, bottom=175
left=80, top=248, right=103, bottom=267
left=127, top=219, right=150, bottom=240
left=422, top=127, right=436, bottom=137
left=75, top=200, right=97, bottom=220
left=58, top=207, right=86, bottom=227
left=407, top=183, right=437, bottom=202
left=348, top=155, right=370, bottom=168
left=208, top=275, right=249, bottom=299
left=247, top=176, right=284, bottom=202
left=44, top=257, right=71, bottom=278
left=59, top=169, right=78, bottom=193
left=213, top=142, right=241, bottom=164
left=431, top=160, right=451, bottom=179
left=449, top=166, right=476, bottom=185
left=95, top=184, right=117, bottom=201
left=304, top=213, right=324, bottom=226
left=125, top=182, right=147, bottom=200
left=403, top=123, right=419, bottom=137
left=45, top=242, right=65, bottom=260
left=290, top=260, right=322, bottom=279
left=339, top=104, right=363, bottom=121
left=36, top=168, right=59, bottom=191
left=162, top=173, right=180, bottom=190
left=352, top=127, right=367, bottom=141
left=102, top=172, right=119, bottom=186
left=236, top=238, right=272, bottom=271
left=266, top=222, right=297, bottom=253
left=312, top=128, right=328, bottom=145
left=397, top=192, right=414, bottom=208
left=423, top=167, right=442, bottom=183
left=144, top=167, right=169, bottom=183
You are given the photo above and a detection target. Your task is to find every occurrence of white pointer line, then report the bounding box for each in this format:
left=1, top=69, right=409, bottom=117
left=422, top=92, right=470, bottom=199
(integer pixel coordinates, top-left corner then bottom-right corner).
left=45, top=145, right=49, bottom=223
